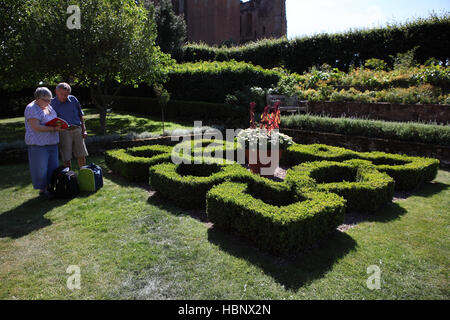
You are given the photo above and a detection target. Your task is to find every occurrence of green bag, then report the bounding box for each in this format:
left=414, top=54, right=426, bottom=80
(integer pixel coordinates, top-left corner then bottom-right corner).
left=78, top=164, right=103, bottom=192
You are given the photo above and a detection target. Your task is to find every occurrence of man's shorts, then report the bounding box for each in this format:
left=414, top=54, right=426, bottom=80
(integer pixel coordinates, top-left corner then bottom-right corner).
left=59, top=126, right=89, bottom=162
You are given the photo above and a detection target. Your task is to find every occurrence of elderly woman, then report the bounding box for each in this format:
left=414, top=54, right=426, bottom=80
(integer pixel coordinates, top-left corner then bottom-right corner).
left=24, top=87, right=65, bottom=197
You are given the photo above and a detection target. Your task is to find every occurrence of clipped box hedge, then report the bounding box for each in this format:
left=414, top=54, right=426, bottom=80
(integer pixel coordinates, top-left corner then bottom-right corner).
left=104, top=139, right=239, bottom=183
left=105, top=145, right=173, bottom=182
left=356, top=151, right=440, bottom=190
left=282, top=144, right=439, bottom=191
left=149, top=161, right=252, bottom=209
left=173, top=138, right=242, bottom=163
left=206, top=181, right=346, bottom=255
left=288, top=160, right=395, bottom=212
left=282, top=144, right=359, bottom=166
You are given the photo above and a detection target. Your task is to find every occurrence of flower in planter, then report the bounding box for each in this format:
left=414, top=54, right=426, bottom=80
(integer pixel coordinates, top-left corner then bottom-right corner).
left=260, top=101, right=281, bottom=133
left=238, top=101, right=293, bottom=150
left=250, top=102, right=256, bottom=129
left=237, top=128, right=294, bottom=151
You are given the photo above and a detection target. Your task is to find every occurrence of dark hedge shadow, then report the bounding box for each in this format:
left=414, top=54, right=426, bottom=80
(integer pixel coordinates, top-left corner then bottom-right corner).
left=0, top=196, right=69, bottom=239
left=147, top=193, right=209, bottom=222
left=413, top=181, right=448, bottom=199
left=208, top=227, right=357, bottom=291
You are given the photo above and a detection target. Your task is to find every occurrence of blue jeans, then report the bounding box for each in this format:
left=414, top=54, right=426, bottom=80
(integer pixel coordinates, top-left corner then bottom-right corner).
left=27, top=144, right=59, bottom=190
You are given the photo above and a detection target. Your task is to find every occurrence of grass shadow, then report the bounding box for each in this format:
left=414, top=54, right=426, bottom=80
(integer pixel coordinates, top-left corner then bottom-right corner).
left=344, top=180, right=447, bottom=225
left=146, top=193, right=209, bottom=222
left=0, top=168, right=32, bottom=190
left=207, top=227, right=357, bottom=291
left=413, top=181, right=448, bottom=198
left=0, top=196, right=70, bottom=239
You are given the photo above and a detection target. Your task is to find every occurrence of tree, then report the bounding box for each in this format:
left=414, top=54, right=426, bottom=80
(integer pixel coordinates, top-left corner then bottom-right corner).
left=148, top=0, right=187, bottom=56
left=0, top=1, right=30, bottom=90
left=2, top=0, right=174, bottom=134
left=153, top=84, right=171, bottom=134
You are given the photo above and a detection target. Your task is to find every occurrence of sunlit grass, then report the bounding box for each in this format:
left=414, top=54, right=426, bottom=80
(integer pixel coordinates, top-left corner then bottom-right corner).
left=0, top=157, right=448, bottom=299
left=0, top=109, right=191, bottom=143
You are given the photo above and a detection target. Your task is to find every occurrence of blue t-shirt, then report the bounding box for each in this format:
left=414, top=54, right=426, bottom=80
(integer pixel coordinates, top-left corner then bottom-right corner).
left=24, top=101, right=60, bottom=146
left=51, top=95, right=84, bottom=126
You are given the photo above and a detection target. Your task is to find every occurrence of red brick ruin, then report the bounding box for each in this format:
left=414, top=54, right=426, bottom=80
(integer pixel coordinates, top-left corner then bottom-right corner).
left=152, top=0, right=287, bottom=45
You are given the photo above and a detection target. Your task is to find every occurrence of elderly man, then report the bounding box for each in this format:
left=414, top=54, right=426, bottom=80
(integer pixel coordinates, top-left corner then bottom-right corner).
left=51, top=83, right=88, bottom=169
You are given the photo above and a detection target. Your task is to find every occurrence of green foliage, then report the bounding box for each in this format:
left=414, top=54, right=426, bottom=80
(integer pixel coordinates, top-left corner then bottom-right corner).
left=225, top=86, right=269, bottom=113
left=174, top=139, right=241, bottom=162
left=281, top=114, right=450, bottom=146
left=392, top=47, right=419, bottom=70
left=365, top=59, right=389, bottom=71
left=149, top=161, right=252, bottom=209
left=0, top=0, right=174, bottom=134
left=282, top=144, right=359, bottom=165
left=105, top=140, right=440, bottom=254
left=111, top=96, right=247, bottom=123
left=283, top=144, right=440, bottom=191
left=275, top=61, right=450, bottom=105
left=105, top=139, right=241, bottom=183
left=105, top=145, right=173, bottom=182
left=356, top=151, right=440, bottom=190
left=150, top=0, right=186, bottom=56
left=166, top=60, right=281, bottom=103
left=412, top=64, right=450, bottom=87
left=206, top=181, right=346, bottom=255
left=153, top=84, right=171, bottom=133
left=290, top=160, right=395, bottom=212
left=176, top=14, right=450, bottom=74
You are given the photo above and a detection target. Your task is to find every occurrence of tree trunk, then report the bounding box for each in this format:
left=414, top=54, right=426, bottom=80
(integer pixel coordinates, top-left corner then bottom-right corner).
left=161, top=105, right=165, bottom=135
left=90, top=83, right=121, bottom=136
left=90, top=86, right=107, bottom=135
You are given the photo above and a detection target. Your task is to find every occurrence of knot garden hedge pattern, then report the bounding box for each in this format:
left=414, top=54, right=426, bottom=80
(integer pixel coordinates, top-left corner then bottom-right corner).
left=105, top=140, right=439, bottom=254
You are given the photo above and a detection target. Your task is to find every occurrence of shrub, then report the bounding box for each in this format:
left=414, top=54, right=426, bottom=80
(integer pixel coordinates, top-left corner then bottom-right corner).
left=166, top=60, right=281, bottom=103
left=149, top=161, right=252, bottom=209
left=356, top=151, right=440, bottom=190
left=174, top=138, right=241, bottom=162
left=282, top=144, right=359, bottom=166
left=176, top=14, right=450, bottom=74
left=281, top=143, right=440, bottom=191
left=289, top=160, right=395, bottom=212
left=365, top=58, right=389, bottom=71
left=206, top=181, right=346, bottom=255
left=281, top=114, right=450, bottom=146
left=105, top=145, right=173, bottom=182
left=111, top=96, right=246, bottom=121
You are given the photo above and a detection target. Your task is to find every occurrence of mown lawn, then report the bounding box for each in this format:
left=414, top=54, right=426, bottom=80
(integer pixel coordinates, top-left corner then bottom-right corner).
left=0, top=156, right=448, bottom=300
left=0, top=109, right=191, bottom=143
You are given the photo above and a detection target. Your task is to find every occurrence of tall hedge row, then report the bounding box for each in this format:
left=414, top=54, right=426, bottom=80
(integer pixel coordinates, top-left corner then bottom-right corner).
left=165, top=61, right=281, bottom=103
left=175, top=15, right=450, bottom=74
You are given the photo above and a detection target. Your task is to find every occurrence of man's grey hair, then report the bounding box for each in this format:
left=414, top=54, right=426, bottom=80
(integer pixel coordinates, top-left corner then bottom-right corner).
left=34, top=87, right=53, bottom=100
left=56, top=82, right=72, bottom=93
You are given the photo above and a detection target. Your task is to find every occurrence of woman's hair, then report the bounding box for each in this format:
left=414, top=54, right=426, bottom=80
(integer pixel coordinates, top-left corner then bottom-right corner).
left=34, top=87, right=53, bottom=100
